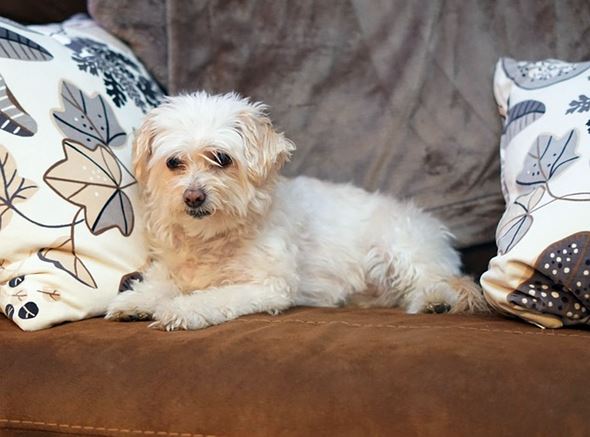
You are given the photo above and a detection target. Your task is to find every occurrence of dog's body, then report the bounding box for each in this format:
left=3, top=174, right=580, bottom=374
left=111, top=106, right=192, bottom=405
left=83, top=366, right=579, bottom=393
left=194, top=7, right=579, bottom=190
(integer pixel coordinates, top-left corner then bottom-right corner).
left=106, top=92, right=487, bottom=330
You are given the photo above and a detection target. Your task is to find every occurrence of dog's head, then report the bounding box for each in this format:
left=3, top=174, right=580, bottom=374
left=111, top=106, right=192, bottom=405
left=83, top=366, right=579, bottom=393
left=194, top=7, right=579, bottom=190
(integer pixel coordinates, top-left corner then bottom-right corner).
left=133, top=92, right=295, bottom=240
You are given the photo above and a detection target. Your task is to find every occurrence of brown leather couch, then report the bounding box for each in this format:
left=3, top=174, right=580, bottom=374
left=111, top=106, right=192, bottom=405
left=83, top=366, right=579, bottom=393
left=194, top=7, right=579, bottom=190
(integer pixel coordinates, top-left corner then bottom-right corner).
left=2, top=1, right=590, bottom=436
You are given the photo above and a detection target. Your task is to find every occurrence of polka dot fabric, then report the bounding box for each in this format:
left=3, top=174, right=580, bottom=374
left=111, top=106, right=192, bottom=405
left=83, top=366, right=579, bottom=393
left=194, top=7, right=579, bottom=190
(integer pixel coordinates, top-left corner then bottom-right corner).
left=482, top=58, right=590, bottom=328
left=507, top=233, right=590, bottom=325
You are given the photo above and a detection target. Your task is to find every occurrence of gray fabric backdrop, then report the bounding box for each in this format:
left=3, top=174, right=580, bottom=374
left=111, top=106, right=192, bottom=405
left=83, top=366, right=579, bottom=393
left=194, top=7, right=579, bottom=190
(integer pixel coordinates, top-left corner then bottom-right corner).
left=89, top=0, right=590, bottom=248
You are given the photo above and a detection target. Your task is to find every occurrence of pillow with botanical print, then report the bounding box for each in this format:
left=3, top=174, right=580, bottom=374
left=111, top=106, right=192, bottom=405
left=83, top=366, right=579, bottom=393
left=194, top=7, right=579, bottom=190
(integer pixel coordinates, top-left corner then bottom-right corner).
left=0, top=15, right=163, bottom=330
left=481, top=57, right=590, bottom=328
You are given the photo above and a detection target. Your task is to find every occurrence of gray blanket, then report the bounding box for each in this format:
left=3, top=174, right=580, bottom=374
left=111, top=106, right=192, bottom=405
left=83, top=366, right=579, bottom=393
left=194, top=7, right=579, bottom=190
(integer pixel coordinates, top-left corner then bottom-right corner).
left=89, top=0, right=590, bottom=248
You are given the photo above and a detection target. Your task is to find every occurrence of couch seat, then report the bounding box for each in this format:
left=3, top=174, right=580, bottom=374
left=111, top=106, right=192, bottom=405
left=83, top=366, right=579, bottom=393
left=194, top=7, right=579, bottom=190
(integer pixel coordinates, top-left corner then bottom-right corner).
left=1, top=308, right=589, bottom=436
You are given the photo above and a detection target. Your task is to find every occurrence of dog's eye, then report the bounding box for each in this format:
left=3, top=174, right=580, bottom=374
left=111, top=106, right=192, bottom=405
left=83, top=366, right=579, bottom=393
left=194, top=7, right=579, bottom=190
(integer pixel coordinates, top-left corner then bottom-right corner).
left=166, top=156, right=183, bottom=170
left=214, top=152, right=232, bottom=168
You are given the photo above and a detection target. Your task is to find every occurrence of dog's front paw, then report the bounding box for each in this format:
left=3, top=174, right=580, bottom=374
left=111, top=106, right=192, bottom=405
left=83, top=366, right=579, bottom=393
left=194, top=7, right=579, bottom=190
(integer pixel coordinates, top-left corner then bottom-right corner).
left=149, top=302, right=210, bottom=331
left=406, top=282, right=459, bottom=315
left=406, top=276, right=489, bottom=315
left=105, top=292, right=155, bottom=322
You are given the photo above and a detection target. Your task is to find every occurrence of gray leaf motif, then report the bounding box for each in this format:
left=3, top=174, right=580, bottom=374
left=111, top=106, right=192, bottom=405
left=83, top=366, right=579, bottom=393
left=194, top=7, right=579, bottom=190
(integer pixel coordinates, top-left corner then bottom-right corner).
left=0, top=73, right=37, bottom=137
left=0, top=26, right=52, bottom=61
left=501, top=100, right=545, bottom=149
left=516, top=129, right=578, bottom=187
left=52, top=81, right=127, bottom=150
left=497, top=186, right=545, bottom=254
left=503, top=58, right=590, bottom=90
left=566, top=95, right=590, bottom=114
left=0, top=145, right=38, bottom=232
left=43, top=139, right=135, bottom=237
left=0, top=18, right=43, bottom=35
left=38, top=236, right=97, bottom=288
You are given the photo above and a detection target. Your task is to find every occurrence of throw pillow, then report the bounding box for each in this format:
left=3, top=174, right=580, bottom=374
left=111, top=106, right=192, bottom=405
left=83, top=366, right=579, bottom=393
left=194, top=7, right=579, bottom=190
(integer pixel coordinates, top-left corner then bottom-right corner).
left=481, top=57, right=590, bottom=328
left=0, top=15, right=163, bottom=330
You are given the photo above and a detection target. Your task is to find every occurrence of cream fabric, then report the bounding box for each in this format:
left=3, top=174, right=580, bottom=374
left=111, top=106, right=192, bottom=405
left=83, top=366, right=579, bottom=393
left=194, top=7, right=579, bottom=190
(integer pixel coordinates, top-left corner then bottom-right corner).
left=0, top=16, right=162, bottom=330
left=482, top=58, right=590, bottom=328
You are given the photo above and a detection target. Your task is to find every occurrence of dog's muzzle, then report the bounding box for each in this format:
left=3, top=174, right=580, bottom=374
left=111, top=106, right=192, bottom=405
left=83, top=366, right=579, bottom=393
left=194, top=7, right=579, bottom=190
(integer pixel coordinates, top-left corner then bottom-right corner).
left=185, top=207, right=212, bottom=219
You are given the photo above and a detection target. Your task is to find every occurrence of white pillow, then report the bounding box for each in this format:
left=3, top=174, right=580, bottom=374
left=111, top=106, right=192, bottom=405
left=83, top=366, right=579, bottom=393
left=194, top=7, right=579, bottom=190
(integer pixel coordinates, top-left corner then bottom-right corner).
left=481, top=57, right=590, bottom=328
left=0, top=15, right=162, bottom=330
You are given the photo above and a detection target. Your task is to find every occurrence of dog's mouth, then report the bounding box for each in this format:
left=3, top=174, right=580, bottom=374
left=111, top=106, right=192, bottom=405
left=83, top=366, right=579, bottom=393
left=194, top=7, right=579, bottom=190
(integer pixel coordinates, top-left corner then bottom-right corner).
left=185, top=207, right=213, bottom=219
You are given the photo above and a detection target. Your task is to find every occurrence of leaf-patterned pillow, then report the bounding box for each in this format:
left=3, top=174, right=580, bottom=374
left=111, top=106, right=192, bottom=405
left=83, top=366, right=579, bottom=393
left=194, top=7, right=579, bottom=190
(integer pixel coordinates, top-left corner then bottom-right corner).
left=0, top=15, right=163, bottom=330
left=481, top=57, right=590, bottom=328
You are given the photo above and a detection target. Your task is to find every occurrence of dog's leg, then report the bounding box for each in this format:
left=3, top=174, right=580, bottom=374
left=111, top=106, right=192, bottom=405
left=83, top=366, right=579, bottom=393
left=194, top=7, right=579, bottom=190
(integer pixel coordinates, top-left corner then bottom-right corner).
left=149, top=282, right=294, bottom=331
left=364, top=240, right=488, bottom=314
left=105, top=263, right=181, bottom=321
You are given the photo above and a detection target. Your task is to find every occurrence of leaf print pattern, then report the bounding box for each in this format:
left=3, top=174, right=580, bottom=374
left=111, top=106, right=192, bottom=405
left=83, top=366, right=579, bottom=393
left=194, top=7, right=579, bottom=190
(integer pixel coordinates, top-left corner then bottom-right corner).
left=10, top=289, right=27, bottom=302
left=502, top=58, right=590, bottom=90
left=0, top=22, right=155, bottom=329
left=566, top=95, right=590, bottom=114
left=65, top=37, right=164, bottom=113
left=0, top=18, right=43, bottom=35
left=500, top=100, right=545, bottom=149
left=44, top=139, right=135, bottom=236
left=516, top=130, right=578, bottom=187
left=53, top=81, right=126, bottom=149
left=0, top=25, right=52, bottom=61
left=36, top=288, right=61, bottom=301
left=38, top=236, right=97, bottom=288
left=0, top=73, right=37, bottom=137
left=34, top=81, right=139, bottom=297
left=18, top=301, right=39, bottom=319
left=119, top=271, right=143, bottom=292
left=496, top=187, right=545, bottom=254
left=0, top=145, right=38, bottom=231
left=496, top=128, right=590, bottom=254
left=4, top=303, right=14, bottom=320
left=507, top=232, right=590, bottom=326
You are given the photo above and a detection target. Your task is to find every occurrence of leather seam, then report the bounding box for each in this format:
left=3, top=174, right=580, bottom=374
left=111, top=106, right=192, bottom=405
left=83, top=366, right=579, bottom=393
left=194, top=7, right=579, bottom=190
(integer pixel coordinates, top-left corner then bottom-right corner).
left=232, top=318, right=590, bottom=338
left=0, top=418, right=218, bottom=437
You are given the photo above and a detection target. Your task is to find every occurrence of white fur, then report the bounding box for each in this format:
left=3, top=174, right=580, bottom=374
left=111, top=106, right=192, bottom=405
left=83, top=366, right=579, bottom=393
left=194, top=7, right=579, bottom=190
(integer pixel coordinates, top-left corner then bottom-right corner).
left=106, top=92, right=488, bottom=330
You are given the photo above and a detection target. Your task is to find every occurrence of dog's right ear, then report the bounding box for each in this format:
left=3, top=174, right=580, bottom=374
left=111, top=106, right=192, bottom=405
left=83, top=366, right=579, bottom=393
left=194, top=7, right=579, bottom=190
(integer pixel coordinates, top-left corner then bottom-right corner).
left=133, top=112, right=157, bottom=185
left=237, top=109, right=295, bottom=185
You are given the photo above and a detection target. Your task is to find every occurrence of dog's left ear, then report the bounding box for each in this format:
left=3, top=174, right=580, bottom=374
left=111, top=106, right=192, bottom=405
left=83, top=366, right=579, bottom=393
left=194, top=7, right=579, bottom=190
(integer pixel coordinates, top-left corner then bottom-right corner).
left=133, top=111, right=157, bottom=185
left=237, top=110, right=295, bottom=184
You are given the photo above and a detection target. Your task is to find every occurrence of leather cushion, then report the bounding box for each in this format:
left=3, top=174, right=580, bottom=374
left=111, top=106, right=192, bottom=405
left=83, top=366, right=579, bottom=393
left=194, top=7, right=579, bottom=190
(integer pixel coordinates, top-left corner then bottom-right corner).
left=1, top=308, right=589, bottom=436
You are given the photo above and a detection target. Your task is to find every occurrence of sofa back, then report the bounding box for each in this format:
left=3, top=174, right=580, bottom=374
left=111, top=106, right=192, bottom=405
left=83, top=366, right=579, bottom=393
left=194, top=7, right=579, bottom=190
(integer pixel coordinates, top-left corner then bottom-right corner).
left=89, top=0, right=590, bottom=250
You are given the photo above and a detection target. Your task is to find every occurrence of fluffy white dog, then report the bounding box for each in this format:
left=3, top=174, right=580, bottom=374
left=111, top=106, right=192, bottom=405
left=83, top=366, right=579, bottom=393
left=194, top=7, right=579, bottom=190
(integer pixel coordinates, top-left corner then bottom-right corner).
left=106, top=92, right=487, bottom=330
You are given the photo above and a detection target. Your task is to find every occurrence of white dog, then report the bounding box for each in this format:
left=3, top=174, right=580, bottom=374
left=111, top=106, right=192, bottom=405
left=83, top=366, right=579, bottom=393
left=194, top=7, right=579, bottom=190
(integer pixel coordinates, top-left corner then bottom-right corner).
left=106, top=92, right=487, bottom=330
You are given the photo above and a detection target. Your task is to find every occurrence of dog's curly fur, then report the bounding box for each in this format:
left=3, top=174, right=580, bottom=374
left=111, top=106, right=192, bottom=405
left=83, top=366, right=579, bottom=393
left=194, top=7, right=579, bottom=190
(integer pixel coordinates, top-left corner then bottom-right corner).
left=106, top=92, right=488, bottom=330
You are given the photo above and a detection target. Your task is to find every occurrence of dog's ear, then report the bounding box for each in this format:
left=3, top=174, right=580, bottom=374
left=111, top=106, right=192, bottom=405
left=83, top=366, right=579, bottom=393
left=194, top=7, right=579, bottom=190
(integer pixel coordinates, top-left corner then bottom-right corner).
left=237, top=109, right=295, bottom=184
left=133, top=112, right=157, bottom=185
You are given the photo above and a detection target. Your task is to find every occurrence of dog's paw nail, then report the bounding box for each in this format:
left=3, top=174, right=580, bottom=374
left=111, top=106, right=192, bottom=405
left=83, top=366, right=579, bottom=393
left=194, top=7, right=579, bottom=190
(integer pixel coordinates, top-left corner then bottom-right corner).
left=149, top=315, right=189, bottom=331
left=148, top=321, right=166, bottom=330
left=426, top=303, right=451, bottom=314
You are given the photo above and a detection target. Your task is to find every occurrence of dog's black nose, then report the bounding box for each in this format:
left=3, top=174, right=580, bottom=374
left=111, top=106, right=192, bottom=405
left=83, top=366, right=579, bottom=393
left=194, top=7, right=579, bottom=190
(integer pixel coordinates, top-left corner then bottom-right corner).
left=183, top=189, right=206, bottom=208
